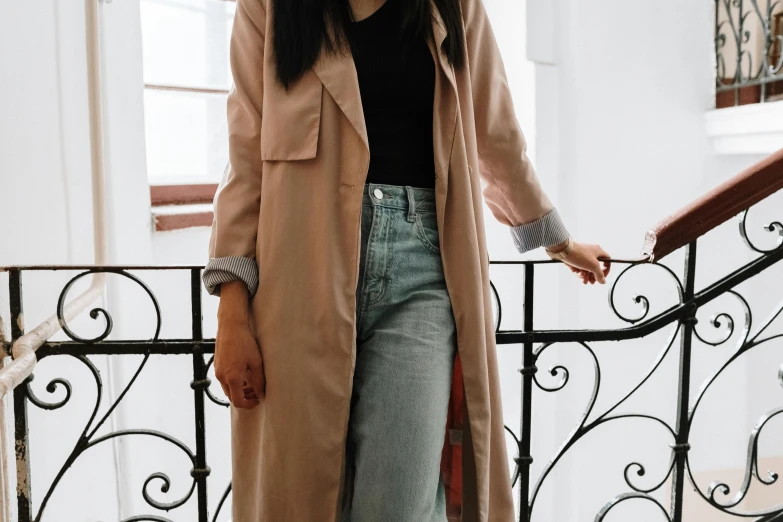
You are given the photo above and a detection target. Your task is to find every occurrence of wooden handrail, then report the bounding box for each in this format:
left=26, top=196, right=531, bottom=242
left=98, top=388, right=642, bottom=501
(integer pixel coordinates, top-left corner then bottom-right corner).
left=642, top=148, right=783, bottom=262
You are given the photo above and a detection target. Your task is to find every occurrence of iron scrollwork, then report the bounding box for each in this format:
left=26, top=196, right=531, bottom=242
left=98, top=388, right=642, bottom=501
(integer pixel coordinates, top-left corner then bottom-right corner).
left=503, top=203, right=783, bottom=521
left=22, top=269, right=205, bottom=521
left=10, top=199, right=783, bottom=522
left=740, top=208, right=783, bottom=254
left=684, top=289, right=783, bottom=518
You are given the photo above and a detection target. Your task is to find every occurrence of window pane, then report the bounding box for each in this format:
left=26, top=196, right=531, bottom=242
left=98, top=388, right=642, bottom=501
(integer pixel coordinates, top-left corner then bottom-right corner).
left=141, top=0, right=235, bottom=90
left=143, top=89, right=228, bottom=185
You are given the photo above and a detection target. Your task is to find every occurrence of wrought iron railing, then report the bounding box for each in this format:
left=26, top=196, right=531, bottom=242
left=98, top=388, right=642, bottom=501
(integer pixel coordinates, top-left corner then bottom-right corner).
left=715, top=0, right=783, bottom=107
left=3, top=150, right=783, bottom=521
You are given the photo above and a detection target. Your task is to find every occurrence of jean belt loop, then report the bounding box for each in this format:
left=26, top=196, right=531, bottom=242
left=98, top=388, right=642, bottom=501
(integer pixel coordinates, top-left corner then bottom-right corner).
left=405, top=186, right=417, bottom=223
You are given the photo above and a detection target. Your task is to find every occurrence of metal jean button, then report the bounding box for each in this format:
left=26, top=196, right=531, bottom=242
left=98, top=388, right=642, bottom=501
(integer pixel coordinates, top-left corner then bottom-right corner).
left=373, top=188, right=384, bottom=200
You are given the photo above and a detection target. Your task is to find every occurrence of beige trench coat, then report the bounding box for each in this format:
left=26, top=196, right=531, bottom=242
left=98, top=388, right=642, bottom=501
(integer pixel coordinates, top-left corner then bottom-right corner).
left=208, top=0, right=560, bottom=520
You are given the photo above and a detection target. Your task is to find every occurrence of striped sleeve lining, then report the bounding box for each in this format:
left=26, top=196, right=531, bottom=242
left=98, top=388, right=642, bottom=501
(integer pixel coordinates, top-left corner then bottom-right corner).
left=202, top=256, right=259, bottom=297
left=509, top=207, right=570, bottom=254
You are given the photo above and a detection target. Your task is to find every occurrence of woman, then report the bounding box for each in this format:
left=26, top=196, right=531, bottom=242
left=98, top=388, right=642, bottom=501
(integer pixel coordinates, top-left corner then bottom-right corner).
left=203, top=0, right=611, bottom=520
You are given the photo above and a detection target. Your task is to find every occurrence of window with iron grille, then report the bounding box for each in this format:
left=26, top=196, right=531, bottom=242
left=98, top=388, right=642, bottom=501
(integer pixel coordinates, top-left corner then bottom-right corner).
left=715, top=0, right=783, bottom=108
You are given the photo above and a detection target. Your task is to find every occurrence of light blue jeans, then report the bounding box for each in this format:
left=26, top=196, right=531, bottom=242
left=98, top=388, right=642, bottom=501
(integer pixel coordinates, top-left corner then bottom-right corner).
left=340, top=183, right=458, bottom=522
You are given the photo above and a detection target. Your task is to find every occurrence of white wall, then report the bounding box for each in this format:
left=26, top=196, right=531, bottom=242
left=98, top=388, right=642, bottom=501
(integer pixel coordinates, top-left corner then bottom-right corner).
left=1, top=0, right=781, bottom=520
left=0, top=0, right=95, bottom=265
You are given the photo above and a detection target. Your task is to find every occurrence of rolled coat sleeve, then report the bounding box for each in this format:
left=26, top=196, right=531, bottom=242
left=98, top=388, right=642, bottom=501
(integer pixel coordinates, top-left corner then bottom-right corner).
left=203, top=0, right=266, bottom=296
left=462, top=0, right=570, bottom=254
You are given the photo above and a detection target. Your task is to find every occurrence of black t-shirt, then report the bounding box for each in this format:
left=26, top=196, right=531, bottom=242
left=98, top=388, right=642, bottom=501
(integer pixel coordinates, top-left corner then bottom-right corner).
left=346, top=0, right=436, bottom=189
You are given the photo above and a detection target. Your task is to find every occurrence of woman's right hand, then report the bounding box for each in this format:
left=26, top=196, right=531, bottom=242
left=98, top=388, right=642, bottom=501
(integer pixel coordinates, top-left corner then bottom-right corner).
left=214, top=280, right=265, bottom=409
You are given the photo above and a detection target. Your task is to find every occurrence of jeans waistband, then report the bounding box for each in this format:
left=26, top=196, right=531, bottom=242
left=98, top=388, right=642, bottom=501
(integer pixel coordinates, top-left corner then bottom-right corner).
left=362, top=183, right=436, bottom=214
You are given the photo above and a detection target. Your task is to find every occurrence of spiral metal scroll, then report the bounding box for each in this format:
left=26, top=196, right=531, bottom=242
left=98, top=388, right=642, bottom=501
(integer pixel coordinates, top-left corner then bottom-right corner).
left=25, top=376, right=72, bottom=410
left=532, top=345, right=570, bottom=393
left=608, top=261, right=683, bottom=325
left=739, top=208, right=783, bottom=255
left=56, top=269, right=162, bottom=343
left=26, top=270, right=203, bottom=521
left=693, top=290, right=751, bottom=348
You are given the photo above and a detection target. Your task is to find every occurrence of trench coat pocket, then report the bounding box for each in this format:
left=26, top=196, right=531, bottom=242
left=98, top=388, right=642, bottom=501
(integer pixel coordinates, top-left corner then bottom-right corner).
left=260, top=69, right=323, bottom=161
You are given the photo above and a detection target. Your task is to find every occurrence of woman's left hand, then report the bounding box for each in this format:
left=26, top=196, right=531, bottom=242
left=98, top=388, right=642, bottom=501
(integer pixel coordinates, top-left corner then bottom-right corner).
left=552, top=240, right=611, bottom=285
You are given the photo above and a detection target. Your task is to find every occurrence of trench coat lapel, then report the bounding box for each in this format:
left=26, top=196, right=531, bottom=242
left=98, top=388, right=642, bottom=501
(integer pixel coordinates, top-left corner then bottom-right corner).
left=427, top=0, right=459, bottom=177
left=312, top=38, right=369, bottom=152
left=311, top=1, right=459, bottom=174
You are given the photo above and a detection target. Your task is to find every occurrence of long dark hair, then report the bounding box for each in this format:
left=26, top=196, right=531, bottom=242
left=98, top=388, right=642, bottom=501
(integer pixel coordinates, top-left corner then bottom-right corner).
left=272, top=0, right=465, bottom=89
